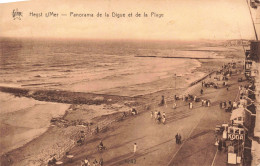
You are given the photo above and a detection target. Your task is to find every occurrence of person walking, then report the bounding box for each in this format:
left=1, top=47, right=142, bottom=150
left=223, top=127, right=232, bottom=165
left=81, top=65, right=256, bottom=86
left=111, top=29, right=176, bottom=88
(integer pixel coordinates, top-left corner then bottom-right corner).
left=162, top=112, right=166, bottom=124
left=203, top=100, right=207, bottom=106
left=175, top=133, right=179, bottom=144
left=218, top=139, right=223, bottom=151
left=154, top=110, right=158, bottom=121
left=178, top=134, right=182, bottom=144
left=162, top=112, right=165, bottom=120
left=150, top=111, right=153, bottom=119
left=160, top=95, right=165, bottom=106
left=207, top=100, right=211, bottom=107
left=189, top=102, right=193, bottom=109
left=223, top=140, right=227, bottom=152
left=215, top=138, right=219, bottom=146
left=133, top=143, right=137, bottom=154
left=99, top=158, right=103, bottom=166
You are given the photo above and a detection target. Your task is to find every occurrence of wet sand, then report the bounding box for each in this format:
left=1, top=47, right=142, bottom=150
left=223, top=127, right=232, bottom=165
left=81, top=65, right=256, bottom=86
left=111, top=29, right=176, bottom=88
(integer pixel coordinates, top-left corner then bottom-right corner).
left=0, top=92, right=70, bottom=155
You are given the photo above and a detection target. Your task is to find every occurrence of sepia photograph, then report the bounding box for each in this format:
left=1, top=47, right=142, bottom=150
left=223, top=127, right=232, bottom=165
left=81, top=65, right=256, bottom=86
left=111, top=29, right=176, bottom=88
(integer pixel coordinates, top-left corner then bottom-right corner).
left=0, top=0, right=260, bottom=165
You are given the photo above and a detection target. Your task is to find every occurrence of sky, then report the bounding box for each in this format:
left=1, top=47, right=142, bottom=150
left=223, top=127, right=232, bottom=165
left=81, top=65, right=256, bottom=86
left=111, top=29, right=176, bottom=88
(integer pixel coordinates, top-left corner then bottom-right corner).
left=0, top=0, right=259, bottom=40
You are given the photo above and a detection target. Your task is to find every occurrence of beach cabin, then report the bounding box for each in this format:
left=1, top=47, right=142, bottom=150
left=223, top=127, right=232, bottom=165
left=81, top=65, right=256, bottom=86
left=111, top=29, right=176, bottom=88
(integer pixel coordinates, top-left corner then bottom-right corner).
left=230, top=108, right=245, bottom=126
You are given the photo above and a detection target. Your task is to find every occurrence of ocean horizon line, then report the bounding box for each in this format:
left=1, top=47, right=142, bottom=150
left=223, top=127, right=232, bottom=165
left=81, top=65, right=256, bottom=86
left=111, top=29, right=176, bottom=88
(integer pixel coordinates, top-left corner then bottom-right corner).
left=0, top=36, right=249, bottom=43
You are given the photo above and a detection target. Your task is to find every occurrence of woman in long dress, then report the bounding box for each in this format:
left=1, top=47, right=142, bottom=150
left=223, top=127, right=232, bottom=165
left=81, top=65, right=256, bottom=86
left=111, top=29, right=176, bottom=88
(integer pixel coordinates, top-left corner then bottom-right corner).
left=133, top=143, right=137, bottom=154
left=154, top=111, right=158, bottom=121
left=162, top=112, right=166, bottom=124
left=189, top=102, right=193, bottom=109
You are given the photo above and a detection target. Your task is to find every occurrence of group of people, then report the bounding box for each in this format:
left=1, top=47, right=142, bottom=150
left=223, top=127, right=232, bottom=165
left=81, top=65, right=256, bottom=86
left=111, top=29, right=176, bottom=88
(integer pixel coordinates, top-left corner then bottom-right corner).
left=151, top=110, right=166, bottom=124
left=182, top=94, right=198, bottom=102
left=79, top=142, right=105, bottom=165
left=175, top=133, right=182, bottom=144
left=201, top=81, right=215, bottom=88
left=81, top=157, right=103, bottom=166
left=215, top=137, right=227, bottom=152
left=201, top=99, right=211, bottom=107
left=219, top=100, right=232, bottom=109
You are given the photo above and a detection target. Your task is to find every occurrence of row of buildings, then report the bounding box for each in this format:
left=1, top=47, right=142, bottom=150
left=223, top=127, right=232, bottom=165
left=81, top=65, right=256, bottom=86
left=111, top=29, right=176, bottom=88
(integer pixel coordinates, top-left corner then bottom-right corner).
left=242, top=40, right=259, bottom=166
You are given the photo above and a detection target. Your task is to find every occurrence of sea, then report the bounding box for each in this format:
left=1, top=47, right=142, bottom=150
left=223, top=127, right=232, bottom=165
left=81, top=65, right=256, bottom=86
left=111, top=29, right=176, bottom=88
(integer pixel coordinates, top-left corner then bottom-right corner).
left=0, top=38, right=222, bottom=94
left=0, top=38, right=220, bottom=155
